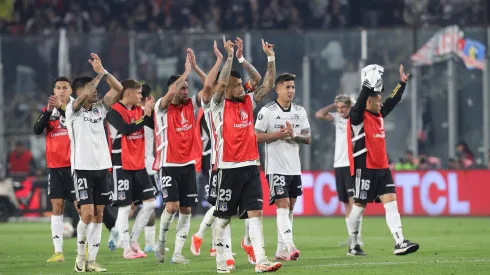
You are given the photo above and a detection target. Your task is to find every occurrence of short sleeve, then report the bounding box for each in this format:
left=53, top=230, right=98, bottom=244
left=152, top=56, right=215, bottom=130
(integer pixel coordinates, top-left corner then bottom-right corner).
left=65, top=101, right=76, bottom=120
left=330, top=112, right=339, bottom=124
left=201, top=95, right=211, bottom=111
left=246, top=93, right=257, bottom=110
left=191, top=94, right=199, bottom=109
left=94, top=100, right=108, bottom=116
left=300, top=108, right=311, bottom=131
left=254, top=107, right=269, bottom=133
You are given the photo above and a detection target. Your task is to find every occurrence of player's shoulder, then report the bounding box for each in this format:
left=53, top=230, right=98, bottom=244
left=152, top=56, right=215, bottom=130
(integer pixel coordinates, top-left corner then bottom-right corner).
left=292, top=103, right=306, bottom=113
left=263, top=101, right=278, bottom=112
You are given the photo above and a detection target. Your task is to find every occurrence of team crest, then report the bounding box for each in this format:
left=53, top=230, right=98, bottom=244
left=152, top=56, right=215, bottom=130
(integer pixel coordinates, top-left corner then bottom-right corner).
left=219, top=202, right=228, bottom=212
left=79, top=190, right=88, bottom=200
left=118, top=191, right=126, bottom=200
left=210, top=189, right=217, bottom=198
left=294, top=114, right=300, bottom=120
left=276, top=187, right=284, bottom=195
left=239, top=109, right=248, bottom=121
left=360, top=191, right=367, bottom=200
left=162, top=189, right=168, bottom=199
left=92, top=108, right=100, bottom=116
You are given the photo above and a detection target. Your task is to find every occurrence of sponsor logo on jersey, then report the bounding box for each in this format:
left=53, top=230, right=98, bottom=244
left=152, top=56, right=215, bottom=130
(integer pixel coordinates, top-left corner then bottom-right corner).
left=176, top=112, right=192, bottom=132
left=181, top=112, right=189, bottom=124
left=234, top=108, right=251, bottom=128
left=239, top=109, right=248, bottom=121
left=83, top=117, right=103, bottom=123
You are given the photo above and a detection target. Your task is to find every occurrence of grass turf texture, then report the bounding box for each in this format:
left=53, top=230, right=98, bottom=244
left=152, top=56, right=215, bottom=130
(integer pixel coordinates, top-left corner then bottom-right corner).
left=1, top=217, right=489, bottom=274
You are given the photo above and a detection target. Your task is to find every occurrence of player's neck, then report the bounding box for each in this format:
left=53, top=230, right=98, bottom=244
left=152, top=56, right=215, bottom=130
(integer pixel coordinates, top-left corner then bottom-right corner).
left=276, top=98, right=291, bottom=110
left=82, top=102, right=91, bottom=110
left=120, top=98, right=134, bottom=109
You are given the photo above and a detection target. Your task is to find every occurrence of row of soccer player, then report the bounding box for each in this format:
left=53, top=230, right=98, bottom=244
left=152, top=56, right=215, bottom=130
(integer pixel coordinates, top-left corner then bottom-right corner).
left=34, top=36, right=418, bottom=274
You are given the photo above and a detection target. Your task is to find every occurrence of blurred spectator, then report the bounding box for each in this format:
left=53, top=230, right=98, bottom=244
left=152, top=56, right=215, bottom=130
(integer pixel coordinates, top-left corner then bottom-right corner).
left=7, top=141, right=35, bottom=181
left=448, top=157, right=459, bottom=169
left=395, top=150, right=417, bottom=170
left=455, top=141, right=474, bottom=169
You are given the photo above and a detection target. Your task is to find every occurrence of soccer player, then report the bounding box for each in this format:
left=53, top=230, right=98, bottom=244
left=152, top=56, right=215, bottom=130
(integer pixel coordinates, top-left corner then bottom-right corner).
left=33, top=77, right=76, bottom=262
left=154, top=48, right=214, bottom=264
left=346, top=64, right=419, bottom=256
left=207, top=37, right=281, bottom=273
left=191, top=36, right=262, bottom=265
left=315, top=95, right=364, bottom=247
left=66, top=53, right=123, bottom=272
left=106, top=80, right=156, bottom=259
left=254, top=73, right=311, bottom=262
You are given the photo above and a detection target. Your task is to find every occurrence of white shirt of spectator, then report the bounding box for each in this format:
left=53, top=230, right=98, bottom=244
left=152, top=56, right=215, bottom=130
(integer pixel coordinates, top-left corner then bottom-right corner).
left=204, top=93, right=258, bottom=169
left=331, top=112, right=350, bottom=168
left=255, top=101, right=310, bottom=175
left=66, top=100, right=112, bottom=171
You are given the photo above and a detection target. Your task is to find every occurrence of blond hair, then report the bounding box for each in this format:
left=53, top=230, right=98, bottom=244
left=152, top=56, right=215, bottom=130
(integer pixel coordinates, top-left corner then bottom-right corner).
left=334, top=94, right=354, bottom=107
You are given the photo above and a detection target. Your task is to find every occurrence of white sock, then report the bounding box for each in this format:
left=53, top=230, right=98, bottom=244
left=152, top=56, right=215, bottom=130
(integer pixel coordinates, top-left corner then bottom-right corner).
left=88, top=223, right=102, bottom=262
left=196, top=206, right=215, bottom=239
left=211, top=221, right=216, bottom=249
left=243, top=219, right=251, bottom=246
left=174, top=213, right=191, bottom=256
left=224, top=223, right=232, bottom=255
left=276, top=224, right=286, bottom=255
left=213, top=218, right=230, bottom=263
left=117, top=205, right=131, bottom=250
left=358, top=216, right=363, bottom=238
left=87, top=223, right=95, bottom=240
left=76, top=221, right=89, bottom=256
left=289, top=211, right=294, bottom=228
left=158, top=209, right=175, bottom=242
left=347, top=205, right=365, bottom=249
left=51, top=215, right=63, bottom=253
left=384, top=201, right=404, bottom=244
left=145, top=226, right=156, bottom=247
left=276, top=208, right=294, bottom=251
left=131, top=200, right=156, bottom=244
left=248, top=217, right=266, bottom=264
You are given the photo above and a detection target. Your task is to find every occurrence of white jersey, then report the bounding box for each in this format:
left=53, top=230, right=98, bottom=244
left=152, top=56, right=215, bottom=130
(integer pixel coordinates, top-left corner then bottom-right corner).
left=154, top=95, right=198, bottom=167
left=201, top=105, right=216, bottom=165
left=330, top=112, right=350, bottom=168
left=144, top=125, right=156, bottom=175
left=255, top=101, right=310, bottom=175
left=204, top=93, right=258, bottom=169
left=66, top=100, right=112, bottom=170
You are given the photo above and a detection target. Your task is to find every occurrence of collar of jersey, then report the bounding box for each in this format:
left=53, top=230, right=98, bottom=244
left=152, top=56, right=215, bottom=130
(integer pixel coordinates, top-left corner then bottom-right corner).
left=275, top=100, right=291, bottom=112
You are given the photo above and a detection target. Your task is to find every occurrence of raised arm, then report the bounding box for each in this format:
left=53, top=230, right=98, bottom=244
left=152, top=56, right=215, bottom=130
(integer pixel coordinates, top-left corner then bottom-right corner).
left=188, top=48, right=207, bottom=84
left=381, top=65, right=409, bottom=118
left=213, top=36, right=235, bottom=104
left=159, top=54, right=192, bottom=110
left=253, top=39, right=276, bottom=103
left=85, top=53, right=123, bottom=108
left=72, top=73, right=104, bottom=112
left=235, top=37, right=261, bottom=86
left=198, top=41, right=223, bottom=105
left=315, top=103, right=336, bottom=121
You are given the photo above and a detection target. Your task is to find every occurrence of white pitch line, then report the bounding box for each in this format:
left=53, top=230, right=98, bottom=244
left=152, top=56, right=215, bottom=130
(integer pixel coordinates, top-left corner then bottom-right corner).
left=32, top=258, right=489, bottom=275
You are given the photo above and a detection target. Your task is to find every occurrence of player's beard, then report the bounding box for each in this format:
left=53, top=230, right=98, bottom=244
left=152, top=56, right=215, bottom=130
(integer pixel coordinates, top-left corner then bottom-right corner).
left=230, top=95, right=245, bottom=103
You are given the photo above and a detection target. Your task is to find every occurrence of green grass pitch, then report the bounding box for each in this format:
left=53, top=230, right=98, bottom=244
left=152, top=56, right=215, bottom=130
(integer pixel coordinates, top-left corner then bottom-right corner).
left=1, top=217, right=489, bottom=274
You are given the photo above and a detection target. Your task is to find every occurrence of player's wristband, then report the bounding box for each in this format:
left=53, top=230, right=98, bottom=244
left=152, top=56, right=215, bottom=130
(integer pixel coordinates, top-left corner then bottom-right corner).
left=267, top=56, right=275, bottom=62
left=238, top=56, right=246, bottom=63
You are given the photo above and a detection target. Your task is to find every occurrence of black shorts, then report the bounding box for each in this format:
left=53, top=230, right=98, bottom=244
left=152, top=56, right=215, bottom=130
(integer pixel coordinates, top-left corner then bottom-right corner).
left=148, top=173, right=160, bottom=196
left=48, top=167, right=76, bottom=201
left=159, top=164, right=198, bottom=207
left=353, top=168, right=396, bottom=203
left=205, top=170, right=218, bottom=206
left=214, top=165, right=263, bottom=219
left=266, top=174, right=303, bottom=205
left=201, top=154, right=211, bottom=171
left=112, top=168, right=155, bottom=206
left=335, top=167, right=355, bottom=203
left=73, top=169, right=112, bottom=206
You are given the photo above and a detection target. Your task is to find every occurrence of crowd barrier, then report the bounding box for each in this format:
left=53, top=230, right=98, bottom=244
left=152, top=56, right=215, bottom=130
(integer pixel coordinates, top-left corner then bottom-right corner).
left=13, top=170, right=490, bottom=217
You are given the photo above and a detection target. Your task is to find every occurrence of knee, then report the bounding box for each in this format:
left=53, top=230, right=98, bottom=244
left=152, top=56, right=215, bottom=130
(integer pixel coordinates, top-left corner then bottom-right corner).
left=51, top=200, right=64, bottom=215
left=94, top=209, right=104, bottom=223
left=143, top=199, right=157, bottom=210
left=81, top=211, right=93, bottom=224
left=179, top=206, right=191, bottom=215
left=275, top=198, right=290, bottom=209
left=354, top=201, right=367, bottom=208
left=166, top=202, right=179, bottom=215
left=247, top=210, right=263, bottom=218
left=215, top=217, right=231, bottom=229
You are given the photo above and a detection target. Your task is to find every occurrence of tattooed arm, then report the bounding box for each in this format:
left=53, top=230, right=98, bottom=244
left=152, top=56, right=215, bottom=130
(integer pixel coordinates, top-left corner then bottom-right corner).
left=235, top=37, right=261, bottom=86
left=72, top=73, right=104, bottom=112
left=213, top=37, right=235, bottom=104
left=253, top=39, right=276, bottom=103
left=292, top=128, right=312, bottom=144
left=102, top=73, right=124, bottom=108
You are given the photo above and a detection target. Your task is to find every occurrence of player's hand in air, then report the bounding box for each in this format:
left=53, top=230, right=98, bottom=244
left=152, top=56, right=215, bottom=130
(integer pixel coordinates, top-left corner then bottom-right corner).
left=187, top=48, right=198, bottom=69
left=47, top=95, right=62, bottom=111
left=235, top=37, right=244, bottom=59
left=144, top=96, right=155, bottom=117
left=261, top=39, right=275, bottom=57
left=213, top=40, right=223, bottom=60
left=223, top=36, right=234, bottom=55
left=89, top=53, right=105, bottom=74
left=400, top=64, right=409, bottom=83
left=184, top=53, right=192, bottom=73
